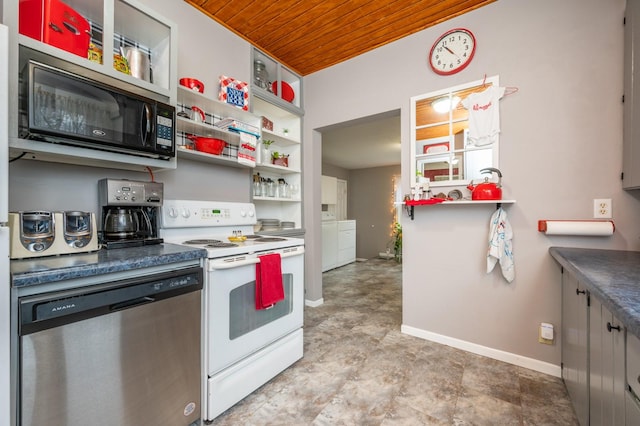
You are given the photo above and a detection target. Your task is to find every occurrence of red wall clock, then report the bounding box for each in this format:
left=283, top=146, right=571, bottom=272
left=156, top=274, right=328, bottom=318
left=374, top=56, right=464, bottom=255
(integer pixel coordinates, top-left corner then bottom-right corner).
left=429, top=28, right=476, bottom=76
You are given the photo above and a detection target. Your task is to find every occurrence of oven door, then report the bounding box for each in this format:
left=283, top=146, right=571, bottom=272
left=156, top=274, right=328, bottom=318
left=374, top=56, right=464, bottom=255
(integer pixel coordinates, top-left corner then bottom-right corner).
left=206, top=246, right=304, bottom=375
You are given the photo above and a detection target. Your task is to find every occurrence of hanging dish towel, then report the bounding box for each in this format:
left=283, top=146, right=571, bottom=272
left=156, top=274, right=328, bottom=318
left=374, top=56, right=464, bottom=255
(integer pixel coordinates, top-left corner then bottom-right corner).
left=461, top=86, right=506, bottom=147
left=255, top=253, right=285, bottom=309
left=487, top=207, right=515, bottom=283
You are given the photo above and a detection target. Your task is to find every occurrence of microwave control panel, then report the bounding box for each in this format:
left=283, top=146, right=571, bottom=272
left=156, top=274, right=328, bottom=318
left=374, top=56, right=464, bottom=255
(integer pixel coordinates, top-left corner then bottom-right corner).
left=155, top=106, right=175, bottom=150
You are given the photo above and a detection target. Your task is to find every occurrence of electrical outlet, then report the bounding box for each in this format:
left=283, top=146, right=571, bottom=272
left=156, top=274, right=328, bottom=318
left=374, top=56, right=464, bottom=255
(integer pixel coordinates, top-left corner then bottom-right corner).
left=539, top=323, right=553, bottom=345
left=593, top=198, right=612, bottom=219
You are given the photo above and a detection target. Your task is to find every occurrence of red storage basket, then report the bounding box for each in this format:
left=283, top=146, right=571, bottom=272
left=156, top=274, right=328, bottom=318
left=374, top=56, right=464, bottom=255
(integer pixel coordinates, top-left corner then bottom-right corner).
left=20, top=0, right=91, bottom=58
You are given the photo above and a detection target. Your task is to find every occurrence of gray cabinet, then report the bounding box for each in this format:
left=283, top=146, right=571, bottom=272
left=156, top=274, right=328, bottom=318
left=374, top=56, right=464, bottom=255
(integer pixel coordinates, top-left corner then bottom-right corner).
left=627, top=333, right=640, bottom=423
left=562, top=268, right=627, bottom=426
left=623, top=0, right=640, bottom=189
left=561, top=269, right=590, bottom=426
left=589, top=296, right=625, bottom=426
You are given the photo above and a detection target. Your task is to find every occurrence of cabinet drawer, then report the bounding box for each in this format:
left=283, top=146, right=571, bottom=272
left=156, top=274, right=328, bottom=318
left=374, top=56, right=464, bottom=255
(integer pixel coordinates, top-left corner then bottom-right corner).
left=338, top=230, right=355, bottom=249
left=338, top=220, right=355, bottom=231
left=338, top=248, right=355, bottom=264
left=628, top=332, right=640, bottom=397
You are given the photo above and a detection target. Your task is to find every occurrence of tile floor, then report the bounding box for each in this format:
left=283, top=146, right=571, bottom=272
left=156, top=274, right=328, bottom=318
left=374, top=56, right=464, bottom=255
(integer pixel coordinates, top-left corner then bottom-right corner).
left=210, top=258, right=579, bottom=425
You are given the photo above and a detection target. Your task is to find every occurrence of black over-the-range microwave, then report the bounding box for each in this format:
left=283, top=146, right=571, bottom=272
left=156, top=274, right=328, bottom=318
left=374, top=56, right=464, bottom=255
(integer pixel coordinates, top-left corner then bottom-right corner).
left=18, top=46, right=176, bottom=160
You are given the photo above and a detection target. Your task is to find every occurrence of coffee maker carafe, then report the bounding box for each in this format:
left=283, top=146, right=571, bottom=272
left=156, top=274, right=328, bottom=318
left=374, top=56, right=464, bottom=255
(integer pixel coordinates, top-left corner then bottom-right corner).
left=98, top=179, right=163, bottom=249
left=103, top=208, right=139, bottom=239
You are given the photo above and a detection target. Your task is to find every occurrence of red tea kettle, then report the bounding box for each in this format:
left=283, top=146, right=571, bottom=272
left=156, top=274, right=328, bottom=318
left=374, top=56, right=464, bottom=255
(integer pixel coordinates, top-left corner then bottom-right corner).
left=467, top=167, right=503, bottom=200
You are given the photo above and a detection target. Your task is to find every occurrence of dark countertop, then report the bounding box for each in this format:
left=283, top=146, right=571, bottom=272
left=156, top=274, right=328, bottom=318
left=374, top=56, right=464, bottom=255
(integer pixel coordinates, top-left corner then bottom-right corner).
left=11, top=243, right=208, bottom=288
left=549, top=247, right=640, bottom=339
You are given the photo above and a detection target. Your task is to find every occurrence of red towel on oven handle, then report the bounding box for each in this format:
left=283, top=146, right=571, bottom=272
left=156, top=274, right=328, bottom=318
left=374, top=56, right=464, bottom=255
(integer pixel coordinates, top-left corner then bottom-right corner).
left=255, top=253, right=285, bottom=310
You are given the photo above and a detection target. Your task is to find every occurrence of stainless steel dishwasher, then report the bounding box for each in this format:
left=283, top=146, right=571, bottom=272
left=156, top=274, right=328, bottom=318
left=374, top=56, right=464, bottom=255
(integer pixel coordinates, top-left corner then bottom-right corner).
left=18, top=266, right=203, bottom=426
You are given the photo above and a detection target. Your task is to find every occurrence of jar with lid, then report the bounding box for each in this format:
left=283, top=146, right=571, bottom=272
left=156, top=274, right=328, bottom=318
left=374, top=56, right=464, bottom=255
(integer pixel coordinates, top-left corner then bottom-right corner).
left=254, top=60, right=270, bottom=90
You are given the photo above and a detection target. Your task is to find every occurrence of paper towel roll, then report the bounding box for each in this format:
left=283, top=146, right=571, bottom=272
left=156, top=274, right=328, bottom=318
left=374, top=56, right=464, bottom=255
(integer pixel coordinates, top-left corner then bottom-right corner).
left=538, top=220, right=615, bottom=236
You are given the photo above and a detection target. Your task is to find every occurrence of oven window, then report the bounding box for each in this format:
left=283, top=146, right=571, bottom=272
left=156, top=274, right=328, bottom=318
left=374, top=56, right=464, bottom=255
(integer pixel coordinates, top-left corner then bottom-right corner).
left=229, top=274, right=293, bottom=340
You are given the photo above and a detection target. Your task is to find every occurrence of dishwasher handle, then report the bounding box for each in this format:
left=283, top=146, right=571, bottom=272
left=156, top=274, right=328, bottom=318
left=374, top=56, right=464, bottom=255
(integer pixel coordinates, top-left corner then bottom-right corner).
left=110, top=296, right=155, bottom=311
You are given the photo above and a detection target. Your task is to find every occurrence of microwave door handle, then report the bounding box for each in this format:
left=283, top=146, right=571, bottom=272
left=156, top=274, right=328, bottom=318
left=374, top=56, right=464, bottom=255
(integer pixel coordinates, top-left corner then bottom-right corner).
left=141, top=103, right=153, bottom=146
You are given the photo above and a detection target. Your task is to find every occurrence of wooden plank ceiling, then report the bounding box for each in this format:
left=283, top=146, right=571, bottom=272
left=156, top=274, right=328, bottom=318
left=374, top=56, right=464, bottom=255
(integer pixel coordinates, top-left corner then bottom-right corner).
left=184, top=0, right=496, bottom=76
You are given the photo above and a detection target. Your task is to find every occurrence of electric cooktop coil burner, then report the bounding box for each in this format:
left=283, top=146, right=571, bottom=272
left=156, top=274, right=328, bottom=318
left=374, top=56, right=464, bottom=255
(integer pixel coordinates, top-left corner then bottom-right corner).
left=206, top=242, right=238, bottom=248
left=183, top=239, right=222, bottom=245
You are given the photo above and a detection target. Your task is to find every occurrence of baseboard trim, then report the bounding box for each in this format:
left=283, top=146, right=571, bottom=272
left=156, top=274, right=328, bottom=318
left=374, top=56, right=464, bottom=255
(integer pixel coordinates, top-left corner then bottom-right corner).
left=401, top=325, right=561, bottom=378
left=305, top=298, right=324, bottom=307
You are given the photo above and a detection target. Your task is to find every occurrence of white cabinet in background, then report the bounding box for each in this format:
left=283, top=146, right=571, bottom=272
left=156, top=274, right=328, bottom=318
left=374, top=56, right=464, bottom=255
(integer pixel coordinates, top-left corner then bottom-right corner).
left=322, top=221, right=338, bottom=272
left=322, top=220, right=356, bottom=272
left=321, top=175, right=337, bottom=204
left=337, top=220, right=356, bottom=267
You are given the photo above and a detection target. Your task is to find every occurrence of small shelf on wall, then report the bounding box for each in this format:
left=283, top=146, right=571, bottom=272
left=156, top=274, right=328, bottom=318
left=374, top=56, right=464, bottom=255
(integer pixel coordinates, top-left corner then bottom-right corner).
left=253, top=196, right=301, bottom=202
left=404, top=199, right=516, bottom=220
left=176, top=146, right=254, bottom=169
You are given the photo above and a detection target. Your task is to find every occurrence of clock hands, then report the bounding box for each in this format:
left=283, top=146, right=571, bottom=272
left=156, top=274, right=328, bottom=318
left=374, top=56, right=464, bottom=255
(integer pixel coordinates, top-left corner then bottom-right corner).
left=444, top=45, right=460, bottom=59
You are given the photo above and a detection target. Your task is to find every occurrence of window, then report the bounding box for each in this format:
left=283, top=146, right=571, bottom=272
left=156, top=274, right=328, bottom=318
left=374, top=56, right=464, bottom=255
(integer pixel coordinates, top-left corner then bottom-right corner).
left=411, top=76, right=500, bottom=187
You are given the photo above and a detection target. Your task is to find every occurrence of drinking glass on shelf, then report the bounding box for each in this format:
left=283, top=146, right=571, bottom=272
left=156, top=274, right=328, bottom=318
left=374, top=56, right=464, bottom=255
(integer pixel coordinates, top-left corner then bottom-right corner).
left=267, top=181, right=276, bottom=197
left=289, top=184, right=299, bottom=199
left=278, top=183, right=289, bottom=198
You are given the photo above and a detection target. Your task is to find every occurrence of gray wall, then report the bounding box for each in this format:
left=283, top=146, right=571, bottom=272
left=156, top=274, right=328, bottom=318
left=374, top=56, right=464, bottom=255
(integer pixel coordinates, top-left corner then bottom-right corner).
left=303, top=0, right=636, bottom=373
left=321, top=163, right=349, bottom=181
left=349, top=166, right=400, bottom=259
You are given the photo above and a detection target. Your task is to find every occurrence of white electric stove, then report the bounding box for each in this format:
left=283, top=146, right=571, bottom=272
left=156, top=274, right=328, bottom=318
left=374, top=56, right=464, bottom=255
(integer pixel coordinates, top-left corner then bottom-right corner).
left=159, top=200, right=305, bottom=421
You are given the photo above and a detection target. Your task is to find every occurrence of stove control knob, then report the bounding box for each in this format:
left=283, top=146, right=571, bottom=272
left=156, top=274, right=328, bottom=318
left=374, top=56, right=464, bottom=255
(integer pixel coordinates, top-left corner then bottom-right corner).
left=248, top=210, right=255, bottom=217
left=240, top=210, right=247, bottom=217
left=181, top=208, right=191, bottom=218
left=168, top=208, right=178, bottom=218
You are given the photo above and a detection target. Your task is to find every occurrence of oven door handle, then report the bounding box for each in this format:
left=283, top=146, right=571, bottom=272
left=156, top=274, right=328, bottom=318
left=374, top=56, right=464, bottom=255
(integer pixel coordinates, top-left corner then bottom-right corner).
left=208, top=247, right=305, bottom=271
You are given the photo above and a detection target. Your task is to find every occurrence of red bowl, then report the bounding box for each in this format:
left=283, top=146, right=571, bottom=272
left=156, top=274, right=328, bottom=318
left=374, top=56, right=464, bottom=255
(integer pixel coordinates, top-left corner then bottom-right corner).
left=190, top=136, right=226, bottom=155
left=180, top=78, right=205, bottom=93
left=271, top=81, right=295, bottom=102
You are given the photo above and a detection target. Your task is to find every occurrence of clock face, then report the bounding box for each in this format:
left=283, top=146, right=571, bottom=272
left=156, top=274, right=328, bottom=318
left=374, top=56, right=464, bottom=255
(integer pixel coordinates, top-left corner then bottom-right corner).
left=429, top=28, right=476, bottom=76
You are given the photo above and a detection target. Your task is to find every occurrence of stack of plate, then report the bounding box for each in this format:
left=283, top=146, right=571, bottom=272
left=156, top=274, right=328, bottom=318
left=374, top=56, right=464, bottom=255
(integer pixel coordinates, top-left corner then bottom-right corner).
left=281, top=221, right=295, bottom=229
left=259, top=218, right=280, bottom=231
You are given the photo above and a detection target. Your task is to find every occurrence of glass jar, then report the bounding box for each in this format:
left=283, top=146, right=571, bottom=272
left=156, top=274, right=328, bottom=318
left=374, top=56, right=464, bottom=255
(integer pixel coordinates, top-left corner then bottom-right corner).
left=253, top=181, right=262, bottom=197
left=278, top=183, right=289, bottom=198
left=267, top=181, right=276, bottom=197
left=254, top=60, right=270, bottom=90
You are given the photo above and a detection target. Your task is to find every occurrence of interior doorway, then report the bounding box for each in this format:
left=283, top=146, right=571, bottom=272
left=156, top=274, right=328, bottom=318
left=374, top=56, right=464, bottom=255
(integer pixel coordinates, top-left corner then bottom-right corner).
left=319, top=109, right=401, bottom=265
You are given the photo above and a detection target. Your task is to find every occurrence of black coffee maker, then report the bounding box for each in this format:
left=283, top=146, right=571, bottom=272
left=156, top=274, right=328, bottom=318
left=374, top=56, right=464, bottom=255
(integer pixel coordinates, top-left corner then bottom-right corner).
left=98, top=178, right=163, bottom=249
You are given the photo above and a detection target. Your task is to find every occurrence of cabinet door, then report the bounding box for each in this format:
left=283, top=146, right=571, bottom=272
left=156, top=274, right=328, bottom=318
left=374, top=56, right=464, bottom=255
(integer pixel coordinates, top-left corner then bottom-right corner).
left=321, top=175, right=337, bottom=204
left=321, top=222, right=338, bottom=272
left=623, top=0, right=640, bottom=189
left=337, top=221, right=356, bottom=266
left=561, top=270, right=589, bottom=426
left=589, top=295, right=625, bottom=426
